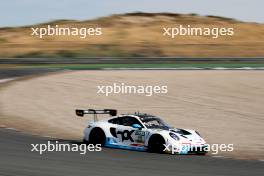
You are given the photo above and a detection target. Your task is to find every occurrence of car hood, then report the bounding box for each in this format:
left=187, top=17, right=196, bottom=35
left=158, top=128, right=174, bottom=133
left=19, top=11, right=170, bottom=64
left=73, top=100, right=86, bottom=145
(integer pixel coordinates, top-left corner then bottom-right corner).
left=149, top=127, right=206, bottom=144
left=171, top=128, right=206, bottom=144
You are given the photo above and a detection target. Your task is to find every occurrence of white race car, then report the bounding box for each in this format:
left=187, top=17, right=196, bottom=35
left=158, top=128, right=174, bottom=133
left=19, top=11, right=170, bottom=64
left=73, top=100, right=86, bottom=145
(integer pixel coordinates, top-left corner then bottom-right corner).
left=76, top=109, right=208, bottom=154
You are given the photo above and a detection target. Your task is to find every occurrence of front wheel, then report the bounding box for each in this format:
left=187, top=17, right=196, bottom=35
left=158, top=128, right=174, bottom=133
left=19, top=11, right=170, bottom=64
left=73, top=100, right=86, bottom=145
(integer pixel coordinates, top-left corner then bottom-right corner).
left=83, top=139, right=89, bottom=145
left=147, top=135, right=165, bottom=153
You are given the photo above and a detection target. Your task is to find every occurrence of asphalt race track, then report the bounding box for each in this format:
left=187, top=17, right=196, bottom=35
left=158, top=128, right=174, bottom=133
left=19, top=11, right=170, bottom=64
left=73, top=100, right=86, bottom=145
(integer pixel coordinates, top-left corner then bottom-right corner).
left=0, top=65, right=263, bottom=176
left=0, top=67, right=59, bottom=79
left=0, top=129, right=263, bottom=176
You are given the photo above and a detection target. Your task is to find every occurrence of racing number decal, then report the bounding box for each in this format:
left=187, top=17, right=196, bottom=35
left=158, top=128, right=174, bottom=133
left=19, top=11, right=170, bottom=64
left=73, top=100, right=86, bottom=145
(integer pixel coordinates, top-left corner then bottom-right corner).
left=117, top=130, right=135, bottom=142
left=135, top=130, right=145, bottom=143
left=135, top=130, right=145, bottom=136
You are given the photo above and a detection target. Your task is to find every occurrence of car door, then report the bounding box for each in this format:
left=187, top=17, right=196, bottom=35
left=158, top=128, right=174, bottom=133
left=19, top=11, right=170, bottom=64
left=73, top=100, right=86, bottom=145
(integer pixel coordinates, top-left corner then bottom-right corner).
left=116, top=116, right=146, bottom=149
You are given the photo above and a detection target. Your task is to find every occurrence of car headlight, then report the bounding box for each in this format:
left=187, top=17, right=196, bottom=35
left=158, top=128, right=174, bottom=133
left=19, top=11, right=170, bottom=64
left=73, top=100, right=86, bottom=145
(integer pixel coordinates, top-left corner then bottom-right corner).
left=169, top=132, right=179, bottom=141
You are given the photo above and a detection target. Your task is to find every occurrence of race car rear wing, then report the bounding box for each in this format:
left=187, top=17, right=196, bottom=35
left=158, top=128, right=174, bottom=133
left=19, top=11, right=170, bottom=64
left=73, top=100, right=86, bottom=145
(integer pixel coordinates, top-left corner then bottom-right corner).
left=75, top=109, right=117, bottom=121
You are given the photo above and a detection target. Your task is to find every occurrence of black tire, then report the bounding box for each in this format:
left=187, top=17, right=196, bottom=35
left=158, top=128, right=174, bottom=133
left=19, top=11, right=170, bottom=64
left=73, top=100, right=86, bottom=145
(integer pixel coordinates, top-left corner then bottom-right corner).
left=196, top=149, right=208, bottom=155
left=147, top=134, right=165, bottom=153
left=88, top=128, right=106, bottom=146
left=83, top=139, right=89, bottom=145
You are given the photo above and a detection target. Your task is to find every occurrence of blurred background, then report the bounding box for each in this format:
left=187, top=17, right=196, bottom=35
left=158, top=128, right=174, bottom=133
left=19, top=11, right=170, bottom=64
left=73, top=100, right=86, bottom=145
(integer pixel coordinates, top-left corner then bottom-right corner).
left=0, top=0, right=263, bottom=58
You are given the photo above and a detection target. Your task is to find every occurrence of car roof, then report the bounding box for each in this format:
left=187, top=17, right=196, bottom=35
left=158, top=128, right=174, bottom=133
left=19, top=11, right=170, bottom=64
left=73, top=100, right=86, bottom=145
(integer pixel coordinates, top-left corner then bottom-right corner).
left=120, top=113, right=158, bottom=121
left=99, top=113, right=159, bottom=123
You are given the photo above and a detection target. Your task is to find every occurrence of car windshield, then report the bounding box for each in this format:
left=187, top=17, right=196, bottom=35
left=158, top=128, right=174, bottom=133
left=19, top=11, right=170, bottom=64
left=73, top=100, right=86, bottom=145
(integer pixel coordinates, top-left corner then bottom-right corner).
left=141, top=117, right=170, bottom=130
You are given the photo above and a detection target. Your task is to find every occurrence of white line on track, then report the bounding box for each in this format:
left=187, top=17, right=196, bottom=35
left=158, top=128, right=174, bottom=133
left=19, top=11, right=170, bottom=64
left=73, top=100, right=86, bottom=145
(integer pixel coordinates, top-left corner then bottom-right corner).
left=0, top=77, right=18, bottom=84
left=5, top=127, right=18, bottom=131
left=211, top=155, right=225, bottom=158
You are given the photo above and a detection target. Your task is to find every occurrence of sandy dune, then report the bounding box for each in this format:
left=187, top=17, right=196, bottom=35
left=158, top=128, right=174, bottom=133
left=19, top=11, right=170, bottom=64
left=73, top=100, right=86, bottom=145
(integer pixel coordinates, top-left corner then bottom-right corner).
left=0, top=70, right=264, bottom=159
left=1, top=13, right=264, bottom=58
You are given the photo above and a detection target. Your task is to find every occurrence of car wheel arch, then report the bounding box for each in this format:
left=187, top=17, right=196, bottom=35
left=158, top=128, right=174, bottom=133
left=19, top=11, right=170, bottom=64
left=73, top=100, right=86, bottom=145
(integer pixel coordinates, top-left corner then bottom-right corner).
left=148, top=134, right=165, bottom=144
left=147, top=133, right=166, bottom=153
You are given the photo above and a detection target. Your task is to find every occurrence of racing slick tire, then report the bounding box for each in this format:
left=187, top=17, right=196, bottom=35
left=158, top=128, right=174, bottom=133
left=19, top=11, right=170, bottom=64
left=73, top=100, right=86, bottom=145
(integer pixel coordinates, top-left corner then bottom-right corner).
left=83, top=139, right=89, bottom=145
left=88, top=127, right=106, bottom=146
left=147, top=134, right=165, bottom=153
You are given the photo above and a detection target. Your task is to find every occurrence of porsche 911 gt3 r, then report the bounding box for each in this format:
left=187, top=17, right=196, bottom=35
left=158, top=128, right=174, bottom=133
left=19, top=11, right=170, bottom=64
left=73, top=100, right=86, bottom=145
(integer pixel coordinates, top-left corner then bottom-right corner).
left=76, top=109, right=208, bottom=154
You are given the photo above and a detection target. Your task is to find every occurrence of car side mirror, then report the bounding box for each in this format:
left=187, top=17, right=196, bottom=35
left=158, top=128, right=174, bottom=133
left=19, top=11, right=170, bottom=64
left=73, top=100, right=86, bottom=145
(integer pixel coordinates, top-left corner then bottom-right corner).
left=132, top=124, right=142, bottom=129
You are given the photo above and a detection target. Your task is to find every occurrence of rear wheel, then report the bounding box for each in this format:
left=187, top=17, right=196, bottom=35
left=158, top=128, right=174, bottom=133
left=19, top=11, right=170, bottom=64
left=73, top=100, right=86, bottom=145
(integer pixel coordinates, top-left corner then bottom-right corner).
left=147, top=135, right=165, bottom=153
left=89, top=128, right=106, bottom=146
